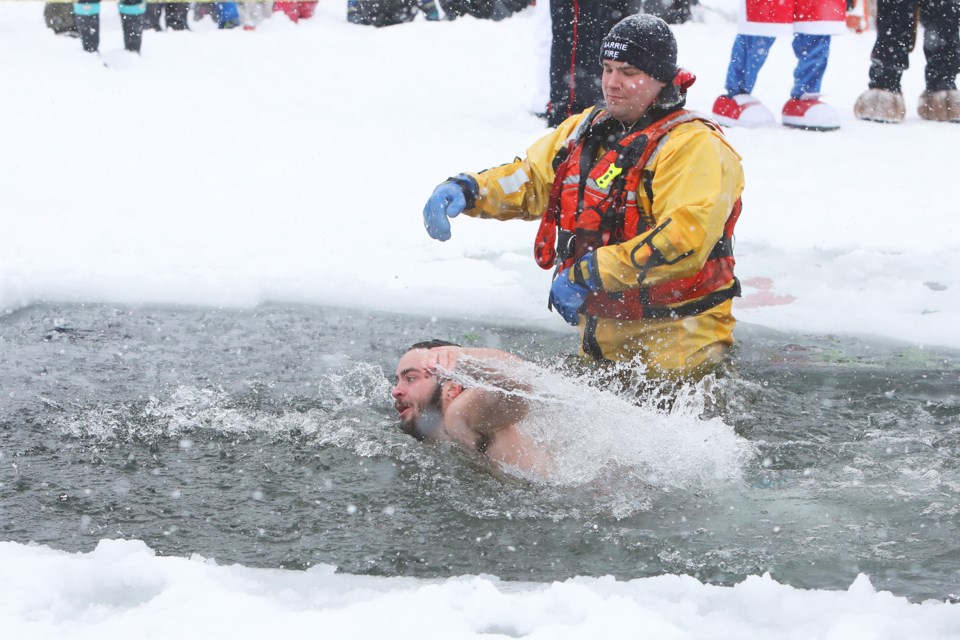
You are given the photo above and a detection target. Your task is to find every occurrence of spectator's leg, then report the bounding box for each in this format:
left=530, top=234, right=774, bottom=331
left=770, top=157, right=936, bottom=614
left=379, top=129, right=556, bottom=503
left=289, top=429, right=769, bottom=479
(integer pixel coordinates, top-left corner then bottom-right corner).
left=298, top=1, right=318, bottom=19
left=724, top=34, right=775, bottom=96
left=119, top=0, right=145, bottom=52
left=194, top=2, right=213, bottom=20
left=166, top=2, right=189, bottom=29
left=274, top=1, right=299, bottom=21
left=438, top=0, right=466, bottom=18
left=868, top=0, right=919, bottom=92
left=791, top=33, right=830, bottom=98
left=144, top=3, right=162, bottom=30
left=239, top=1, right=257, bottom=27
left=921, top=0, right=960, bottom=91
left=347, top=0, right=362, bottom=23
left=419, top=0, right=441, bottom=19
left=215, top=2, right=241, bottom=27
left=547, top=0, right=628, bottom=126
left=547, top=0, right=574, bottom=125
left=73, top=0, right=100, bottom=52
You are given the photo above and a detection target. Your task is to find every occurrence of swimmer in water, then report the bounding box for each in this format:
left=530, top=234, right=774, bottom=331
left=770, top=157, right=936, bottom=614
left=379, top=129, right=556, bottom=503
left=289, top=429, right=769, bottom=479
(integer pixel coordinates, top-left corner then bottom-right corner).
left=391, top=340, right=547, bottom=473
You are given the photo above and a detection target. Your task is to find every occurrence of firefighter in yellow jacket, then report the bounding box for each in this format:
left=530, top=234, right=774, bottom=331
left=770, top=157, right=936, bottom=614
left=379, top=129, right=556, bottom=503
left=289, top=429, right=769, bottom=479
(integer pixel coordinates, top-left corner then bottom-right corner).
left=422, top=14, right=745, bottom=378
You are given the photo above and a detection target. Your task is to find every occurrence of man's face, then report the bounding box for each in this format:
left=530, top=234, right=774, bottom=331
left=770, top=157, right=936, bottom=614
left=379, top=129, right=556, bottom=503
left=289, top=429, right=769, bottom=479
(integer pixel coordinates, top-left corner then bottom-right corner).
left=392, top=349, right=444, bottom=440
left=601, top=60, right=667, bottom=125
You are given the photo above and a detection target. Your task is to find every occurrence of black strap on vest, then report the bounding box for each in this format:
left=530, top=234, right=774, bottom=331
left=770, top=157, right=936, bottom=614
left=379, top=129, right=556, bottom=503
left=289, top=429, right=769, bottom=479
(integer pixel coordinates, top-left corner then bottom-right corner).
left=582, top=315, right=604, bottom=360
left=570, top=109, right=669, bottom=244
left=580, top=279, right=741, bottom=361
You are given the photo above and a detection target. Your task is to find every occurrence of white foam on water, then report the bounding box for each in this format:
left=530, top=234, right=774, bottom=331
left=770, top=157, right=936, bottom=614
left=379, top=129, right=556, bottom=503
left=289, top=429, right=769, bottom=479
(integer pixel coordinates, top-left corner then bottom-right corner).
left=51, top=357, right=753, bottom=521
left=418, top=357, right=755, bottom=517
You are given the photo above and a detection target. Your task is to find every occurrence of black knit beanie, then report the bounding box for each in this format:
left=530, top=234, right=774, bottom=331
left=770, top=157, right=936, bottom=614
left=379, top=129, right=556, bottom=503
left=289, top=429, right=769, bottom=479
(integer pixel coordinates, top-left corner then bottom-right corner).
left=599, top=14, right=679, bottom=84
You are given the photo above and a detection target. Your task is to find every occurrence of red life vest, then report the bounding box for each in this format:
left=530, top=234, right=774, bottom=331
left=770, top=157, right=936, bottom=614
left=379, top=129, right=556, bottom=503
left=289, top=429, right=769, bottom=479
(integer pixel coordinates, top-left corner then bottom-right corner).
left=534, top=108, right=741, bottom=321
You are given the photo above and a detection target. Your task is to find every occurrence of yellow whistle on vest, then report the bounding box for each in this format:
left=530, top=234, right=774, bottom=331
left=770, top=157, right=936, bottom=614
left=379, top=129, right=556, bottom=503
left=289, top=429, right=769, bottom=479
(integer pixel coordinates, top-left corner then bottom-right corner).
left=595, top=164, right=623, bottom=190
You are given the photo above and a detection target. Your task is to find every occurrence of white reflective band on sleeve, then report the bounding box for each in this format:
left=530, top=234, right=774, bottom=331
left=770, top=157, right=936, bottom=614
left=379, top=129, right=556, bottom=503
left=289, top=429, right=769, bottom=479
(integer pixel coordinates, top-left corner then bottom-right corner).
left=497, top=168, right=530, bottom=195
left=645, top=138, right=669, bottom=167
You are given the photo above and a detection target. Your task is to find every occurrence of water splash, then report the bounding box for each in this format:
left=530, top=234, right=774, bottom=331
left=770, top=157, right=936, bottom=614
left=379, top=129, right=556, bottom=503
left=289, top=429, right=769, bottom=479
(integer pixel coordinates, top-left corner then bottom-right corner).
left=52, top=363, right=430, bottom=466
left=49, top=357, right=753, bottom=519
left=418, top=356, right=756, bottom=509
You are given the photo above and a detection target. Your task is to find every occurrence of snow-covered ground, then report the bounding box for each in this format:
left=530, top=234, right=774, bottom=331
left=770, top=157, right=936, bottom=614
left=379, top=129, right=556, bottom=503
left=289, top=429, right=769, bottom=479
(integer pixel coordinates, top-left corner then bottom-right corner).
left=2, top=538, right=959, bottom=640
left=3, top=1, right=960, bottom=637
left=4, top=0, right=959, bottom=349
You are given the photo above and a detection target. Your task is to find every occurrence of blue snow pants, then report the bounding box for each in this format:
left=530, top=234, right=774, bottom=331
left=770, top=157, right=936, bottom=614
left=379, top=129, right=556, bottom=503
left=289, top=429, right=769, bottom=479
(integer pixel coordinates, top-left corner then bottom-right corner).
left=724, top=32, right=832, bottom=99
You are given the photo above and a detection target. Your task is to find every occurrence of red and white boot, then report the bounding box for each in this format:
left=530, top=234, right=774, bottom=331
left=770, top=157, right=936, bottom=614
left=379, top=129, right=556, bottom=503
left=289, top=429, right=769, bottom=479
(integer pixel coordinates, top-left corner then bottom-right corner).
left=782, top=93, right=841, bottom=131
left=711, top=94, right=776, bottom=128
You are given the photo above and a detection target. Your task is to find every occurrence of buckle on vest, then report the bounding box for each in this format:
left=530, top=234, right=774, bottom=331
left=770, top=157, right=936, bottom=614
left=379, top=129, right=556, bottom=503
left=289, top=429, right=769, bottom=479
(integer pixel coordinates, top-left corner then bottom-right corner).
left=595, top=164, right=623, bottom=190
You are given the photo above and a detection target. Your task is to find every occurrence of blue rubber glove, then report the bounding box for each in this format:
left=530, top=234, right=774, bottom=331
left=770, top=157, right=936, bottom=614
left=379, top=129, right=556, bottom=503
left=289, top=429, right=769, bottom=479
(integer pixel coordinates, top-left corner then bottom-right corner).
left=549, top=253, right=601, bottom=325
left=549, top=274, right=589, bottom=325
left=422, top=174, right=477, bottom=241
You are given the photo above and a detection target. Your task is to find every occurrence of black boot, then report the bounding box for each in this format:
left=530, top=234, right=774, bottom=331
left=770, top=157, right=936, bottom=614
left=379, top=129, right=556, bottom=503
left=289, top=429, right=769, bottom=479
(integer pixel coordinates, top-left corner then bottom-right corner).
left=121, top=13, right=143, bottom=52
left=74, top=13, right=100, bottom=52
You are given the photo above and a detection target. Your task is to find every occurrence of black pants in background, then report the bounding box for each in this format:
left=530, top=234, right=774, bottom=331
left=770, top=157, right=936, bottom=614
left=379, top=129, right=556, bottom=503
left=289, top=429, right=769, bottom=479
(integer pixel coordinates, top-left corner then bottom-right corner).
left=869, top=0, right=960, bottom=92
left=547, top=0, right=638, bottom=127
left=145, top=2, right=190, bottom=30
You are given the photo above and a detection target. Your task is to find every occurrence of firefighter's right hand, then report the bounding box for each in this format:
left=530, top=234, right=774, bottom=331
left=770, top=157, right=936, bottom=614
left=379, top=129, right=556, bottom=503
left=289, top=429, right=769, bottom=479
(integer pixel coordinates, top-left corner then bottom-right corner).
left=423, top=175, right=477, bottom=241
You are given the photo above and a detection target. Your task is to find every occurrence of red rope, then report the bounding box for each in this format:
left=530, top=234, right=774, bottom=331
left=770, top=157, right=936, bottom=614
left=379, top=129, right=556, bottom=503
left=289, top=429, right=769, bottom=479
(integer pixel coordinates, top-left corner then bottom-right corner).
left=568, top=0, right=580, bottom=119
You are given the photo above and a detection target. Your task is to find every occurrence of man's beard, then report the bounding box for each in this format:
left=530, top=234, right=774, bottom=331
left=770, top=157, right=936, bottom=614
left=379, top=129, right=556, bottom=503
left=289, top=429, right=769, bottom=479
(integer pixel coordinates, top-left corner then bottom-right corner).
left=399, top=383, right=444, bottom=441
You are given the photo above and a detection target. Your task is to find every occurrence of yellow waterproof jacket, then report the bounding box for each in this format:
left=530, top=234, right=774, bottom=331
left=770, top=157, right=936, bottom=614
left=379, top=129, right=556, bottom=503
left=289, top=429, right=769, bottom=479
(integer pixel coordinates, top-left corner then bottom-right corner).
left=463, top=108, right=745, bottom=378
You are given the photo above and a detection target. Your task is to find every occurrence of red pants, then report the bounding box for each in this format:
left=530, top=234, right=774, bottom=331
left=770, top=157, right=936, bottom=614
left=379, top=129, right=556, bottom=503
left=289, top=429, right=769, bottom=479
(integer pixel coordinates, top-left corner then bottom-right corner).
left=273, top=1, right=317, bottom=22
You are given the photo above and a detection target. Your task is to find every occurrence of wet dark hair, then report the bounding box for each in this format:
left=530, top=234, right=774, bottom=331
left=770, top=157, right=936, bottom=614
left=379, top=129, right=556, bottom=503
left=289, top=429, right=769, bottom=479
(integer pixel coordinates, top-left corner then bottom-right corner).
left=409, top=339, right=461, bottom=351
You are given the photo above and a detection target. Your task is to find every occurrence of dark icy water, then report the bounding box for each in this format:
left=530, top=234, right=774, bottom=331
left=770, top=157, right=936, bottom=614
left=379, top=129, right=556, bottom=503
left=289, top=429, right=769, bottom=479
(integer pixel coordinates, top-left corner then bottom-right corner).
left=1, top=303, right=958, bottom=601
